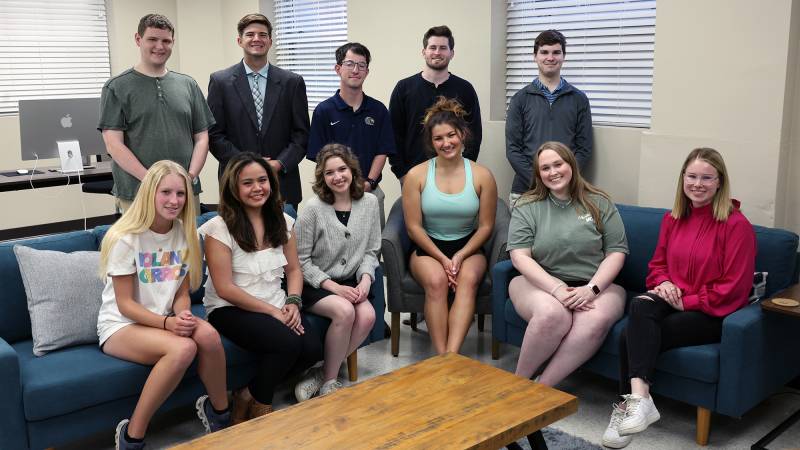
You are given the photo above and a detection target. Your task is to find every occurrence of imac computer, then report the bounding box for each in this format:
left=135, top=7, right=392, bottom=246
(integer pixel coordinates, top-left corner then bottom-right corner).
left=18, top=97, right=107, bottom=169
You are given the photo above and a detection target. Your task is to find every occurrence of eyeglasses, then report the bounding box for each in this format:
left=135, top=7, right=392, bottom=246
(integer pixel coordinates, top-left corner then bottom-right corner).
left=340, top=60, right=368, bottom=71
left=683, top=173, right=719, bottom=185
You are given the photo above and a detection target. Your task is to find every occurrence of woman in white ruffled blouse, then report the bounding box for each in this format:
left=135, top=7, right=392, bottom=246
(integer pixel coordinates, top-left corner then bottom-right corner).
left=200, top=152, right=322, bottom=424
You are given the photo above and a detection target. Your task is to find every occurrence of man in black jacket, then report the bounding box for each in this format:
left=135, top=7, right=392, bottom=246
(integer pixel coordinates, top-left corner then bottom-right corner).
left=207, top=13, right=309, bottom=209
left=388, top=25, right=482, bottom=183
left=505, top=29, right=593, bottom=206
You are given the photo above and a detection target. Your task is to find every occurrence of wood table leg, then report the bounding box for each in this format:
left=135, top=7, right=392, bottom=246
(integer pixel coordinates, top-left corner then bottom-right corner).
left=477, top=314, right=485, bottom=331
left=410, top=312, right=418, bottom=331
left=492, top=338, right=500, bottom=360
left=391, top=312, right=400, bottom=357
left=696, top=406, right=711, bottom=446
left=347, top=351, right=358, bottom=382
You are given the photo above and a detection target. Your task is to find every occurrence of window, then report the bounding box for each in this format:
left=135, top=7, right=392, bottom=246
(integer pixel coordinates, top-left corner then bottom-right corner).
left=273, top=0, right=347, bottom=110
left=0, top=0, right=111, bottom=116
left=506, top=0, right=656, bottom=127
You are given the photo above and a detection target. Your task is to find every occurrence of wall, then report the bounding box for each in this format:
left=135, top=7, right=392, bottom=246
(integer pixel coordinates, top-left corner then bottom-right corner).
left=782, top=0, right=800, bottom=232
left=3, top=0, right=800, bottom=233
left=639, top=0, right=795, bottom=227
left=0, top=0, right=257, bottom=230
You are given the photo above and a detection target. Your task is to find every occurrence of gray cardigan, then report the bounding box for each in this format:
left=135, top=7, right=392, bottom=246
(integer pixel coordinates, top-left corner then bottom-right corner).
left=295, top=193, right=381, bottom=288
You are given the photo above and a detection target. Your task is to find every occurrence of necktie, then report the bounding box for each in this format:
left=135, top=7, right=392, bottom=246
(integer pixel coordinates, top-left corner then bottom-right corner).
left=251, top=72, right=263, bottom=130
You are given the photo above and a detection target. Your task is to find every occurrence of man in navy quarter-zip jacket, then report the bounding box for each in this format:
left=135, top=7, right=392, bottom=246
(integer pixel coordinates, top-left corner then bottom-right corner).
left=505, top=29, right=593, bottom=206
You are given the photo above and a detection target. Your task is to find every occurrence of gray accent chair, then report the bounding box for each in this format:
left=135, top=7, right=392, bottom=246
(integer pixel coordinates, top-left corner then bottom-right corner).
left=381, top=198, right=511, bottom=356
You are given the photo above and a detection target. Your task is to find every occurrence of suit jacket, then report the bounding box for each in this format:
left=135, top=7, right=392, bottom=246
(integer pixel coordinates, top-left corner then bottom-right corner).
left=208, top=61, right=310, bottom=206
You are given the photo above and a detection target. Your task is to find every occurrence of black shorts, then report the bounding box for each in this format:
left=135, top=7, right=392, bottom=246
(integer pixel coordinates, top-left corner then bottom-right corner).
left=412, top=231, right=479, bottom=260
left=302, top=277, right=374, bottom=310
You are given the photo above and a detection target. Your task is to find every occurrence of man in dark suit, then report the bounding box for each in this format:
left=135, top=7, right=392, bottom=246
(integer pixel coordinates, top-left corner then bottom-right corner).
left=208, top=13, right=309, bottom=209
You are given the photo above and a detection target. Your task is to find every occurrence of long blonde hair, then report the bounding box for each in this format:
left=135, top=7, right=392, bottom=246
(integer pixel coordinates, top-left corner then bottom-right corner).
left=98, top=160, right=202, bottom=291
left=519, top=141, right=611, bottom=232
left=672, top=147, right=733, bottom=221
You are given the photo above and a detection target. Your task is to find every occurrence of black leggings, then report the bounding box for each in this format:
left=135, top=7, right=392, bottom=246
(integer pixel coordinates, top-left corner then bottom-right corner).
left=619, top=296, right=723, bottom=394
left=209, top=306, right=323, bottom=404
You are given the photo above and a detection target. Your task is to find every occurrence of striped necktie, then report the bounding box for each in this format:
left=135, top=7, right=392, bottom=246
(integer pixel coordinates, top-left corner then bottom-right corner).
left=250, top=72, right=263, bottom=130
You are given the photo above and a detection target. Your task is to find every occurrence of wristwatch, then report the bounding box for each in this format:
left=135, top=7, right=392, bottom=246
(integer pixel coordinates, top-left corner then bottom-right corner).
left=366, top=177, right=378, bottom=190
left=588, top=283, right=601, bottom=295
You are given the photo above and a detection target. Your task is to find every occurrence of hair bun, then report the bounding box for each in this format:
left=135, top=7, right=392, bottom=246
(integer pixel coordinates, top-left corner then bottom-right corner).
left=423, top=96, right=467, bottom=125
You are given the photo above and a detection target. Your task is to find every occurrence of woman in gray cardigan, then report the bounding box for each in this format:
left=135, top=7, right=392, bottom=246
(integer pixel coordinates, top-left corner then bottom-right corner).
left=294, top=144, right=380, bottom=400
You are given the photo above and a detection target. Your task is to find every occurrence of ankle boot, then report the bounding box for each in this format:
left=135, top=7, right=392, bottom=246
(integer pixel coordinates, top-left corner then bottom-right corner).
left=248, top=400, right=273, bottom=419
left=231, top=390, right=253, bottom=425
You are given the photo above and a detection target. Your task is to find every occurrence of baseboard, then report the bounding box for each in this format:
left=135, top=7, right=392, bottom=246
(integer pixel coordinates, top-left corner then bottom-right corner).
left=0, top=214, right=119, bottom=242
left=1, top=203, right=219, bottom=242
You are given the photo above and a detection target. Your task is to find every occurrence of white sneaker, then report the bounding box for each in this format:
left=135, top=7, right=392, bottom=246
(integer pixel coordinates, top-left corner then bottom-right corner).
left=618, top=394, right=660, bottom=436
left=294, top=368, right=323, bottom=402
left=320, top=379, right=343, bottom=396
left=602, top=401, right=633, bottom=448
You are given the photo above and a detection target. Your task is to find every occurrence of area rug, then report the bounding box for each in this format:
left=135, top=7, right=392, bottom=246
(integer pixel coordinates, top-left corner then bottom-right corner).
left=512, top=427, right=603, bottom=450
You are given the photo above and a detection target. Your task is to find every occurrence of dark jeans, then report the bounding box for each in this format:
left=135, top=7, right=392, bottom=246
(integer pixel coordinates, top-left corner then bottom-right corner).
left=209, top=306, right=323, bottom=404
left=619, top=296, right=723, bottom=394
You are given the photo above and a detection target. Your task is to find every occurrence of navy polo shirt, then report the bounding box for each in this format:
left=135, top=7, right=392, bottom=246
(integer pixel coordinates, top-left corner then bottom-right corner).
left=307, top=90, right=396, bottom=182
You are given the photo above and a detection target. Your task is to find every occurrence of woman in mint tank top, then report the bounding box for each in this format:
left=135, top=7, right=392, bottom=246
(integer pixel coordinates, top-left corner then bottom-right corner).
left=506, top=142, right=628, bottom=390
left=401, top=97, right=497, bottom=354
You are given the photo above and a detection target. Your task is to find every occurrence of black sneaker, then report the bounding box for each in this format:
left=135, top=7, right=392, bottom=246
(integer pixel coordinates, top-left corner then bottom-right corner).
left=195, top=395, right=231, bottom=433
left=114, top=419, right=145, bottom=450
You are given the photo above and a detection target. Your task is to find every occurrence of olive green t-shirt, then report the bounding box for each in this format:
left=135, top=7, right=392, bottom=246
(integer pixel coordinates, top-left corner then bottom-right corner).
left=98, top=69, right=215, bottom=201
left=507, top=193, right=629, bottom=282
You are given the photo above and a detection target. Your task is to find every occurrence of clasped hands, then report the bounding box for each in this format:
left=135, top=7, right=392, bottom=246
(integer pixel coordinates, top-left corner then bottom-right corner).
left=266, top=303, right=305, bottom=335
left=330, top=275, right=372, bottom=304
left=166, top=310, right=196, bottom=337
left=648, top=280, right=684, bottom=310
left=440, top=252, right=465, bottom=291
left=552, top=284, right=596, bottom=311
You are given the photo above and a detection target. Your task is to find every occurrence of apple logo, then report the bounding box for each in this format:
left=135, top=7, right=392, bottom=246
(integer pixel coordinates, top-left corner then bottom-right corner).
left=60, top=114, right=73, bottom=128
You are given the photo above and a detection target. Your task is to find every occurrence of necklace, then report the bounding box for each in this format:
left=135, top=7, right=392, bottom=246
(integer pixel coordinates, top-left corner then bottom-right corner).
left=548, top=192, right=573, bottom=209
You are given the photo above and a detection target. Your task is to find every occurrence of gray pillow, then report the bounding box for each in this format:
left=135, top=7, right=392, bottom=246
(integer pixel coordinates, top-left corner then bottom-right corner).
left=13, top=245, right=104, bottom=356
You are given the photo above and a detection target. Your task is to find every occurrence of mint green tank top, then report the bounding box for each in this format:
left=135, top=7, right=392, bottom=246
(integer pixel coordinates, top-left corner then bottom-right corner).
left=420, top=158, right=480, bottom=240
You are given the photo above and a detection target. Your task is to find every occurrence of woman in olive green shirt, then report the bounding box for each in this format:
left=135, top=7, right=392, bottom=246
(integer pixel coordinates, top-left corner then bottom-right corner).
left=507, top=141, right=628, bottom=387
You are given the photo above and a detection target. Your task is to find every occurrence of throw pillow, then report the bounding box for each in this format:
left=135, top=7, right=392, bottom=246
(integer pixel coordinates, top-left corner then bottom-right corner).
left=749, top=271, right=768, bottom=304
left=13, top=245, right=104, bottom=356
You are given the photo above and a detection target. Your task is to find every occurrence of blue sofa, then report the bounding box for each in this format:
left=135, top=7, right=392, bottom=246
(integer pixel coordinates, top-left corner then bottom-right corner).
left=491, top=204, right=800, bottom=445
left=0, top=212, right=385, bottom=450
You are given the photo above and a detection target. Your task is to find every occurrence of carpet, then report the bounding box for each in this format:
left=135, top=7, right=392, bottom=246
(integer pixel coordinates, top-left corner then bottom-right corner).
left=512, top=427, right=603, bottom=450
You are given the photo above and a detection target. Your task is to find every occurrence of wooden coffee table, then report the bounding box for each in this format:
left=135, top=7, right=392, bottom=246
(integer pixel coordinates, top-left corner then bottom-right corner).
left=173, top=353, right=577, bottom=449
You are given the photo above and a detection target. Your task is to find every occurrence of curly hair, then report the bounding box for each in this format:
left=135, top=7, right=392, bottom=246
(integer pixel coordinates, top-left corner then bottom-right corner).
left=312, top=143, right=365, bottom=204
left=218, top=152, right=287, bottom=251
left=421, top=96, right=471, bottom=157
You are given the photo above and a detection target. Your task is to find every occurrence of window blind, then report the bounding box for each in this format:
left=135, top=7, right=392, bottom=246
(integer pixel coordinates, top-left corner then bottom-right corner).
left=273, top=0, right=347, bottom=110
left=0, top=0, right=110, bottom=115
left=506, top=0, right=656, bottom=127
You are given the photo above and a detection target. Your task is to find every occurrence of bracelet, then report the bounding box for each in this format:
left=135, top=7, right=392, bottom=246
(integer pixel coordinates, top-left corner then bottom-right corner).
left=163, top=315, right=169, bottom=330
left=285, top=294, right=302, bottom=307
left=366, top=177, right=378, bottom=190
left=550, top=283, right=566, bottom=296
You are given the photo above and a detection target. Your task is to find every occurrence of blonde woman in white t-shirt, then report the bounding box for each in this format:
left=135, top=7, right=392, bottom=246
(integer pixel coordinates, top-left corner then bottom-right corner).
left=97, top=160, right=229, bottom=450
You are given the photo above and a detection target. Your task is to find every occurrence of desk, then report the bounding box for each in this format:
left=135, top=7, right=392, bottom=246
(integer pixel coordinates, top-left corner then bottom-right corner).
left=754, top=285, right=800, bottom=450
left=172, top=353, right=577, bottom=450
left=0, top=161, right=112, bottom=192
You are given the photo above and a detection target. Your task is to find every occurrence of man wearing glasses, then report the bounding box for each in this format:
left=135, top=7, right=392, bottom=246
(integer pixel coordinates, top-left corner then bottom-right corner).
left=307, top=42, right=395, bottom=226
left=207, top=13, right=310, bottom=209
left=388, top=25, right=482, bottom=183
